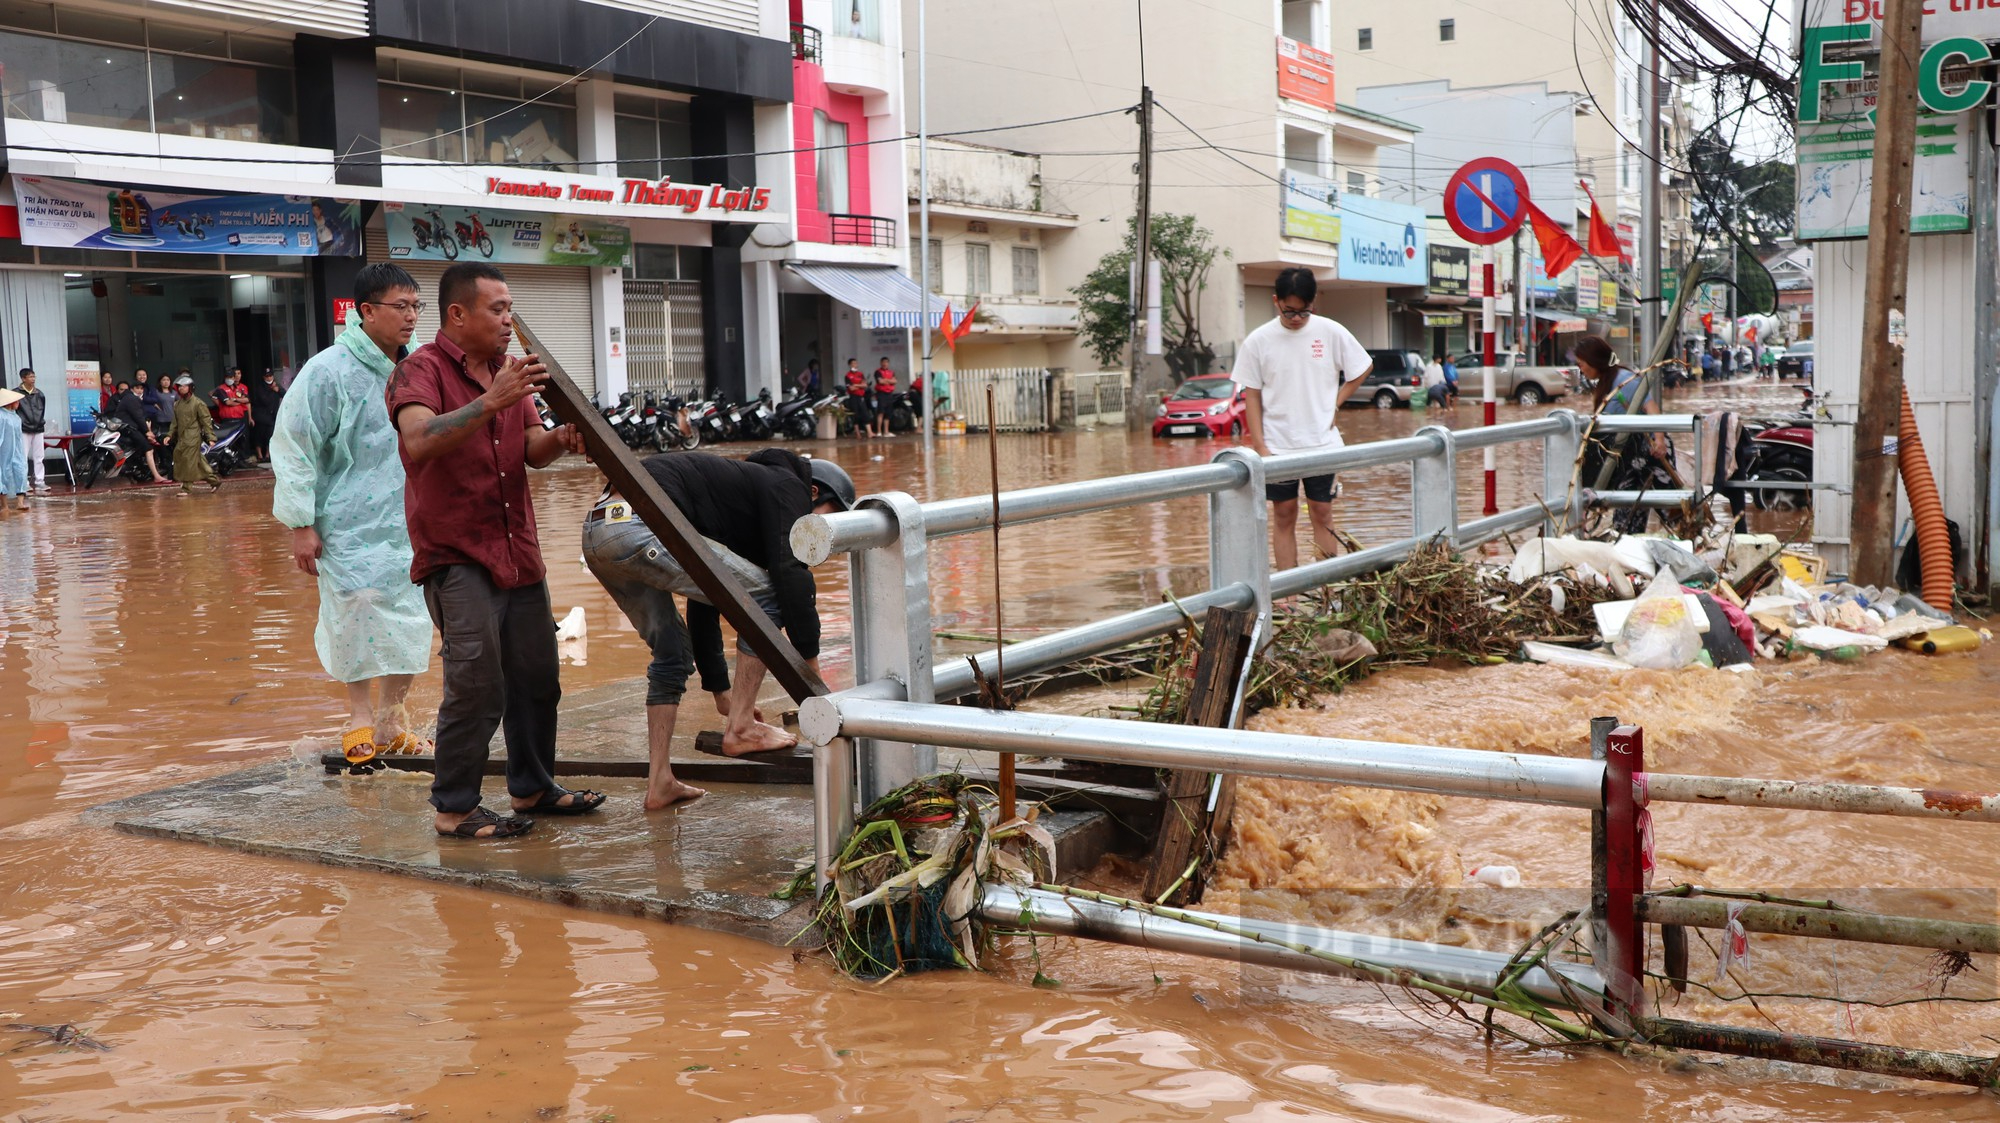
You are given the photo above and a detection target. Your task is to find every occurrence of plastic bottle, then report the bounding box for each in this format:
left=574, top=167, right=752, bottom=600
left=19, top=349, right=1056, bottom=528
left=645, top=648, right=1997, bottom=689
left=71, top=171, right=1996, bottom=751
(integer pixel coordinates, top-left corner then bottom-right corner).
left=1467, top=865, right=1521, bottom=888
left=1823, top=645, right=1865, bottom=662
left=1899, top=626, right=1983, bottom=655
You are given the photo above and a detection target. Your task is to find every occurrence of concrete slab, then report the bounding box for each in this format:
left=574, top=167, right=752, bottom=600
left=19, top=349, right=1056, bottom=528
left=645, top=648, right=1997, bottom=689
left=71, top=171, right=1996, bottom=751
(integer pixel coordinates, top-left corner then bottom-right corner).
left=89, top=714, right=1127, bottom=947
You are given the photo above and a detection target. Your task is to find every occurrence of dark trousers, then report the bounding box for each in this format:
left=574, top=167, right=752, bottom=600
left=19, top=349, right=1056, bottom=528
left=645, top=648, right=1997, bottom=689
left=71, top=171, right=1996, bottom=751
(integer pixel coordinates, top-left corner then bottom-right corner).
left=422, top=564, right=562, bottom=814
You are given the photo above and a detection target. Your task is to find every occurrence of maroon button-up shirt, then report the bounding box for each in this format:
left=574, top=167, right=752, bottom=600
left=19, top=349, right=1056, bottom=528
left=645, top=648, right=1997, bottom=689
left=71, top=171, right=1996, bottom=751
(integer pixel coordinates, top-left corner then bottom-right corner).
left=387, top=332, right=546, bottom=589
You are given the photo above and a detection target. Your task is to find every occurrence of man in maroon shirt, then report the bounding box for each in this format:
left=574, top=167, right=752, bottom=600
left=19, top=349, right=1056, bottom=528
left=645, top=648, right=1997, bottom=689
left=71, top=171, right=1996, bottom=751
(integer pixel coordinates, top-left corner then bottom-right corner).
left=388, top=261, right=594, bottom=840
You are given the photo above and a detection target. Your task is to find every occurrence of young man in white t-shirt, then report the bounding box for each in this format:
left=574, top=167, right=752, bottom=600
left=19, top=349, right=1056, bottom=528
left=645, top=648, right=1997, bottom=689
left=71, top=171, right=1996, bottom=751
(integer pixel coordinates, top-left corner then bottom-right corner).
left=1232, top=267, right=1373, bottom=571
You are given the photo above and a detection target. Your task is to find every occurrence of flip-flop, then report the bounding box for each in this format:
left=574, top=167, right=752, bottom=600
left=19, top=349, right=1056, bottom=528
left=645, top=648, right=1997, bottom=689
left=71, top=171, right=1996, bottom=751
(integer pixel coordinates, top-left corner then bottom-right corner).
left=341, top=726, right=379, bottom=768
left=517, top=788, right=607, bottom=815
left=437, top=806, right=533, bottom=839
left=381, top=731, right=434, bottom=756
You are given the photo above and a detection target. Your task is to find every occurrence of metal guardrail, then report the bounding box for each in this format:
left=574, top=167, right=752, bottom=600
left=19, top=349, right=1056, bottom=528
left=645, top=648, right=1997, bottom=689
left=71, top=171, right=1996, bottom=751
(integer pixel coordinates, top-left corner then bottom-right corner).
left=829, top=213, right=897, bottom=247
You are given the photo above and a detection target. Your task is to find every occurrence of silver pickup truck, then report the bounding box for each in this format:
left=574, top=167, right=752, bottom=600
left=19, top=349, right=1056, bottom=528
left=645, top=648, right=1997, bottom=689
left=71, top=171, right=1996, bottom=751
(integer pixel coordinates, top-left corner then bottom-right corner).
left=1451, top=352, right=1575, bottom=405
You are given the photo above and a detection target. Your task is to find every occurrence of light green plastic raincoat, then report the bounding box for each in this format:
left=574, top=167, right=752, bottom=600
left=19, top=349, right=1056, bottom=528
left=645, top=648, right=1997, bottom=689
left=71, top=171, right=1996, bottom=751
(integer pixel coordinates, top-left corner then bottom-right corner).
left=271, top=321, right=432, bottom=682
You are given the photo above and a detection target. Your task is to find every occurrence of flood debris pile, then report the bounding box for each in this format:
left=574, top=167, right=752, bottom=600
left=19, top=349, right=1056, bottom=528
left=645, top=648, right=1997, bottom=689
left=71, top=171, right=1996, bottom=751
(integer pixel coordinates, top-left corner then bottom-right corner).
left=1507, top=530, right=1985, bottom=671
left=809, top=774, right=1055, bottom=981
left=1141, top=541, right=1623, bottom=720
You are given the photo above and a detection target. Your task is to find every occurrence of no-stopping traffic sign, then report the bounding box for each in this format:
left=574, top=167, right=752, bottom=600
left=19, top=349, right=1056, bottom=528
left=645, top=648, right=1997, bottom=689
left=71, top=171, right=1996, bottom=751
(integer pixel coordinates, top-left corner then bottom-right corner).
left=1444, top=158, right=1530, bottom=245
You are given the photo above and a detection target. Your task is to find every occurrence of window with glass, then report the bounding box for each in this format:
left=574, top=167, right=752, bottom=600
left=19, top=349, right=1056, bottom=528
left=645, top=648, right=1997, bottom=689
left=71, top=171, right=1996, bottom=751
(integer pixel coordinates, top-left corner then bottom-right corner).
left=815, top=111, right=849, bottom=214
left=1011, top=246, right=1039, bottom=296
left=1357, top=27, right=1373, bottom=50
left=1439, top=18, right=1455, bottom=41
left=832, top=0, right=883, bottom=42
left=376, top=59, right=579, bottom=170
left=615, top=94, right=694, bottom=181
left=964, top=243, right=990, bottom=296
left=912, top=238, right=943, bottom=292
left=1346, top=170, right=1368, bottom=195
left=0, top=19, right=295, bottom=143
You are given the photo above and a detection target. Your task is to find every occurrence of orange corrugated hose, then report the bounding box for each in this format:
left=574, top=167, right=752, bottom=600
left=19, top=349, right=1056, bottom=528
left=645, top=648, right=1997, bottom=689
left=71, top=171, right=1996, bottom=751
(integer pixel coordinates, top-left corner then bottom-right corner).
left=1897, top=385, right=1955, bottom=610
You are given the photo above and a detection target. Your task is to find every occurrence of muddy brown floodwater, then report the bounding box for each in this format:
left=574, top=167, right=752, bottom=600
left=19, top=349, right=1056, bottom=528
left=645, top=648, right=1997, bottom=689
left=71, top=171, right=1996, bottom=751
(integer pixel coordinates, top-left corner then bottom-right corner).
left=3, top=382, right=1996, bottom=1120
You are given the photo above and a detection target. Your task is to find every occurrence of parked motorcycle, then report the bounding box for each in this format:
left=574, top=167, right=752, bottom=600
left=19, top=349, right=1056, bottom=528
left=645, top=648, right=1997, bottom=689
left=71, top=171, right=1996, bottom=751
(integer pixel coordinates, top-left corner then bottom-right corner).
left=773, top=390, right=832, bottom=441
left=883, top=389, right=919, bottom=434
left=204, top=420, right=251, bottom=478
left=1728, top=401, right=1815, bottom=514
left=731, top=388, right=777, bottom=442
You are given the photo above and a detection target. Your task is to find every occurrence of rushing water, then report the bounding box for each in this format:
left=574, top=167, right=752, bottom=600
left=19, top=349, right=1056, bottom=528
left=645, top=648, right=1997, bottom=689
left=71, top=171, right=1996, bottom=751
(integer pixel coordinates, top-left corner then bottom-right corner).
left=3, top=383, right=1995, bottom=1120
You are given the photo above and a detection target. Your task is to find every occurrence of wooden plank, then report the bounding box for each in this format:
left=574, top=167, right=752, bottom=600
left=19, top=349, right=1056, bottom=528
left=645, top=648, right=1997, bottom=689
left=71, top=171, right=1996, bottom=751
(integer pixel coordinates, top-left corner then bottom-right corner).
left=319, top=751, right=813, bottom=785
left=515, top=314, right=827, bottom=704
left=1141, top=605, right=1256, bottom=906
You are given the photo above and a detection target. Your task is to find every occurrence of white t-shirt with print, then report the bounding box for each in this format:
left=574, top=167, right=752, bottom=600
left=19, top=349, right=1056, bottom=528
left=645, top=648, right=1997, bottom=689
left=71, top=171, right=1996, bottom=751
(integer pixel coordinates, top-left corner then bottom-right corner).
left=1230, top=314, right=1373, bottom=454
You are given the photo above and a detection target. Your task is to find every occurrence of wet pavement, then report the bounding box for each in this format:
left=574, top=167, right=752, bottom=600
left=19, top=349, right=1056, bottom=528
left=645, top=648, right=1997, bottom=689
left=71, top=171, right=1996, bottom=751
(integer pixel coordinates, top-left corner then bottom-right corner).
left=11, top=378, right=1996, bottom=1120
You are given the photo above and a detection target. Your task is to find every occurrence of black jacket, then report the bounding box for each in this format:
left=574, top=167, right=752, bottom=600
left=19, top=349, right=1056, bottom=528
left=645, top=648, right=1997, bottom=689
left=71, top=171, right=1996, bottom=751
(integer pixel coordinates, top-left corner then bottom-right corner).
left=248, top=376, right=284, bottom=420
left=16, top=388, right=45, bottom=434
left=109, top=390, right=151, bottom=440
left=640, top=447, right=820, bottom=660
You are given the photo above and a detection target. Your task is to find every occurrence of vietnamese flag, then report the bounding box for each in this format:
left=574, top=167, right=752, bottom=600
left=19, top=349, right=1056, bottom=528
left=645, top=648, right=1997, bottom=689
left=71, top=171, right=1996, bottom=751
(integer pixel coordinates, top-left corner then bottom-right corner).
left=1578, top=180, right=1623, bottom=262
left=1524, top=201, right=1583, bottom=279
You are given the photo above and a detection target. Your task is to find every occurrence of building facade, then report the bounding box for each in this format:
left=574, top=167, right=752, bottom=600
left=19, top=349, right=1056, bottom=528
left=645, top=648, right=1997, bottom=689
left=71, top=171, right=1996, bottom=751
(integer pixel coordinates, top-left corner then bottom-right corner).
left=899, top=0, right=1417, bottom=399
left=0, top=0, right=804, bottom=434
left=1332, top=0, right=1688, bottom=360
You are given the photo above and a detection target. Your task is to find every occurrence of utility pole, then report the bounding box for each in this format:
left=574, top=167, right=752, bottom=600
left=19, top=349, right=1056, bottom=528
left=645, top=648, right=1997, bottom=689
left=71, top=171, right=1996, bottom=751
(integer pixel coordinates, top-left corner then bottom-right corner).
left=1850, top=0, right=1925, bottom=586
left=1640, top=0, right=1663, bottom=365
left=918, top=0, right=933, bottom=460
left=1131, top=86, right=1154, bottom=387
left=1511, top=227, right=1524, bottom=354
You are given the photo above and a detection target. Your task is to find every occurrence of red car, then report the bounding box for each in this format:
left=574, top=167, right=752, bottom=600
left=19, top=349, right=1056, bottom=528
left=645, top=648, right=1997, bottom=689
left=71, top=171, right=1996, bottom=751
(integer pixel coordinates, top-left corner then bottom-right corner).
left=1152, top=375, right=1245, bottom=438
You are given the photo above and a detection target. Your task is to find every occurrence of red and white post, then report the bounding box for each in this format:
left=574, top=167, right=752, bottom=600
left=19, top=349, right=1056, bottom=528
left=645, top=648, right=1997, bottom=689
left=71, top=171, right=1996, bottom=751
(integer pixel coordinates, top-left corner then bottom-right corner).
left=1481, top=245, right=1498, bottom=515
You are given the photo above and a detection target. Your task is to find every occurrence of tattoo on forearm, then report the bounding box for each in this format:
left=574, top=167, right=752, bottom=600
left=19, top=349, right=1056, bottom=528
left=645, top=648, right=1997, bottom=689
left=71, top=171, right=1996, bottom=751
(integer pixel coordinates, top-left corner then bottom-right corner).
left=422, top=402, right=486, bottom=438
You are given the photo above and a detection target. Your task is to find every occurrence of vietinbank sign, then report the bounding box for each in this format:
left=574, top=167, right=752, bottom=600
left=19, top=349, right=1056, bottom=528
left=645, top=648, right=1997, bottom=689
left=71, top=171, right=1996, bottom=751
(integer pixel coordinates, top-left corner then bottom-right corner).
left=1337, top=194, right=1427, bottom=285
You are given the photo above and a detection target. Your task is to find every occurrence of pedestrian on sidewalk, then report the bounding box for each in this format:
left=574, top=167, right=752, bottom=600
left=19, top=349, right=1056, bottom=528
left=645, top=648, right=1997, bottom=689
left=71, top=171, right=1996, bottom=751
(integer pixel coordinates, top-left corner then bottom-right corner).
left=871, top=357, right=897, bottom=436
left=249, top=367, right=284, bottom=463
left=1440, top=354, right=1460, bottom=405
left=389, top=261, right=593, bottom=842
left=272, top=263, right=434, bottom=770
left=582, top=450, right=854, bottom=810
left=1233, top=267, right=1373, bottom=571
left=166, top=375, right=221, bottom=494
left=15, top=369, right=47, bottom=493
left=1421, top=354, right=1447, bottom=409
left=0, top=386, right=28, bottom=513
left=212, top=368, right=251, bottom=430
left=843, top=358, right=872, bottom=438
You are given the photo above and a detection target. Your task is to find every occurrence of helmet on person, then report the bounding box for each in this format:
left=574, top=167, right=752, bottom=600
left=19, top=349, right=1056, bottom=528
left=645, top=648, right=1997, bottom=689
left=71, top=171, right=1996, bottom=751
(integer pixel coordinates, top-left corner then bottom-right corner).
left=174, top=375, right=194, bottom=387
left=805, top=457, right=856, bottom=511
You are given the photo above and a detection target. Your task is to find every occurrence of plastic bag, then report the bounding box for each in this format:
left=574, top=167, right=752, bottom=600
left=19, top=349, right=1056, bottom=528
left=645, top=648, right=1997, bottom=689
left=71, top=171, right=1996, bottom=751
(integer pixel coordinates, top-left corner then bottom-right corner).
left=1615, top=571, right=1702, bottom=669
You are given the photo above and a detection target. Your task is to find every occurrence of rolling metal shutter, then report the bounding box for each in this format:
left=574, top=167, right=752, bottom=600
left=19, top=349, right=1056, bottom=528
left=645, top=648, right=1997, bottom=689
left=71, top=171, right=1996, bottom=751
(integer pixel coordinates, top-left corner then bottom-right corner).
left=364, top=230, right=597, bottom=400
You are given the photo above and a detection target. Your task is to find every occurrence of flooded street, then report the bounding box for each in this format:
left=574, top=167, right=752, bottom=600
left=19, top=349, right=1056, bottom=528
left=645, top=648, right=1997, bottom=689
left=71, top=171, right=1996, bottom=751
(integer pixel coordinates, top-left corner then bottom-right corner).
left=4, top=382, right=1996, bottom=1120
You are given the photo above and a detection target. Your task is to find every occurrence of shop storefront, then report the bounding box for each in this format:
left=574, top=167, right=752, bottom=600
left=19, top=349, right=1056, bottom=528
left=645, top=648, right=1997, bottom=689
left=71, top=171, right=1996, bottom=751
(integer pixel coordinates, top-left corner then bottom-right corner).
left=1, top=175, right=340, bottom=434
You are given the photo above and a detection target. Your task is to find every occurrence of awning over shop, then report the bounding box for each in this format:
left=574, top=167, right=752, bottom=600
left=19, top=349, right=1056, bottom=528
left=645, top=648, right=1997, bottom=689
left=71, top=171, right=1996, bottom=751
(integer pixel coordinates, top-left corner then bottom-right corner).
left=1534, top=310, right=1588, bottom=333
left=785, top=262, right=949, bottom=330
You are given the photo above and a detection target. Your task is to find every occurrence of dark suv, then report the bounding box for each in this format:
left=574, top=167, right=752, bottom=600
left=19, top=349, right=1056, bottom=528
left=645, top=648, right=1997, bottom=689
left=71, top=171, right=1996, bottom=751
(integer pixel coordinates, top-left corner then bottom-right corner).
left=1344, top=348, right=1428, bottom=408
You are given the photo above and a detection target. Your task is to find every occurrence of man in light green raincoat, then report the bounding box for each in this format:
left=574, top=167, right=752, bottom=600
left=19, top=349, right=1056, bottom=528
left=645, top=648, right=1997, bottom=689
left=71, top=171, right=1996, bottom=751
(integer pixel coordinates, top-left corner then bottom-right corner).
left=271, top=263, right=434, bottom=767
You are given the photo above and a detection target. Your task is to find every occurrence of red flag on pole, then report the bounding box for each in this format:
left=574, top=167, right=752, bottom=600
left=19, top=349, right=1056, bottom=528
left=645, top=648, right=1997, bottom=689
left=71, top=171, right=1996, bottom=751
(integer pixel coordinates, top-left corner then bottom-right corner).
left=938, top=302, right=978, bottom=351
left=1524, top=201, right=1583, bottom=279
left=1578, top=180, right=1623, bottom=262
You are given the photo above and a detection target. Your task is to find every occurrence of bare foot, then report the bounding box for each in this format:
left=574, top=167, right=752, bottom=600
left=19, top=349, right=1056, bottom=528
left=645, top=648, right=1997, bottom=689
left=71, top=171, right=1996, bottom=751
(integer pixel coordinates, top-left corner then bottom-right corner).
left=644, top=779, right=707, bottom=811
left=721, top=721, right=798, bottom=757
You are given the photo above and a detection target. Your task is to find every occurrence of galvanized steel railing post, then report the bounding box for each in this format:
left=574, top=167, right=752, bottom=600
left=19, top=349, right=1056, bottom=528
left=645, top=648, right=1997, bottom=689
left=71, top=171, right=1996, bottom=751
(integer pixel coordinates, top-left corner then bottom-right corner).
left=1543, top=409, right=1583, bottom=534
left=845, top=491, right=936, bottom=803
left=1208, top=448, right=1269, bottom=628
left=1411, top=426, right=1457, bottom=546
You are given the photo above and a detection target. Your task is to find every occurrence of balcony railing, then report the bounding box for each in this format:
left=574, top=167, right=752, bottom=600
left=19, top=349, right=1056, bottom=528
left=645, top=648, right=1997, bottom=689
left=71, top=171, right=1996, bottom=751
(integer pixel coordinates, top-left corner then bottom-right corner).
left=829, top=213, right=896, bottom=247
left=791, top=22, right=822, bottom=63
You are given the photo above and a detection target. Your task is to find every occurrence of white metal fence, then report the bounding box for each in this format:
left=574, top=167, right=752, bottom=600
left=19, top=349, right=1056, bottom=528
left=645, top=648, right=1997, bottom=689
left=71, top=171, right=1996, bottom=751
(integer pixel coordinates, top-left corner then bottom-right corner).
left=952, top=367, right=1051, bottom=431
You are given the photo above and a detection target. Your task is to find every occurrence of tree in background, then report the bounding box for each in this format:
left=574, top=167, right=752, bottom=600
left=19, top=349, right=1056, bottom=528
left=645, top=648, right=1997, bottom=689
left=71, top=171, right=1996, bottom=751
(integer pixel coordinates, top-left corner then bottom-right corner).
left=1687, top=132, right=1794, bottom=243
left=1073, top=213, right=1227, bottom=383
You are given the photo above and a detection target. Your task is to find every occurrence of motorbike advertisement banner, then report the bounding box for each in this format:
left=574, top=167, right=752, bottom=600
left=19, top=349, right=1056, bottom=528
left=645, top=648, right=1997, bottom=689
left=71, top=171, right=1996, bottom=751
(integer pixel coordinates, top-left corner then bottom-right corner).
left=13, top=177, right=361, bottom=256
left=383, top=202, right=632, bottom=267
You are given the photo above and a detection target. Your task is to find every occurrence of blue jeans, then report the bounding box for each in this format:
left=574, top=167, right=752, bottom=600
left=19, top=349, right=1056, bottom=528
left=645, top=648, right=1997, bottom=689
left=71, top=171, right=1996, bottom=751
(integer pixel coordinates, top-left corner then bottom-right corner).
left=582, top=501, right=782, bottom=705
